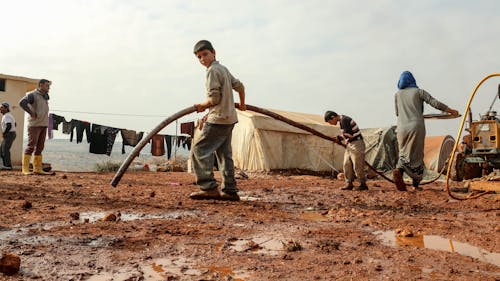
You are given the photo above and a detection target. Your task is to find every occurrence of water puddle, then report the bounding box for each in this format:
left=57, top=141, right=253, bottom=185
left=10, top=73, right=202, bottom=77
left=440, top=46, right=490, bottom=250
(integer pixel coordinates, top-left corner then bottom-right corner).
left=87, top=256, right=250, bottom=281
left=0, top=211, right=197, bottom=246
left=374, top=230, right=500, bottom=267
left=78, top=210, right=198, bottom=223
left=0, top=221, right=67, bottom=244
left=229, top=236, right=287, bottom=255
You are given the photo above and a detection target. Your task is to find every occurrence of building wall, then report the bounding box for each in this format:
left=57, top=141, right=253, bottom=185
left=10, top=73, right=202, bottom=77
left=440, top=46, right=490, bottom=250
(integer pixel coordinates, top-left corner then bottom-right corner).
left=0, top=74, right=38, bottom=166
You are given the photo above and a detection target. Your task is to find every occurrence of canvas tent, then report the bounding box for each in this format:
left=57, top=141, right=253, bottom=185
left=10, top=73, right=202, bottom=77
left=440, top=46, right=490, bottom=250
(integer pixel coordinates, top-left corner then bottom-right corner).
left=230, top=109, right=401, bottom=174
left=423, top=135, right=455, bottom=172
left=231, top=109, right=343, bottom=173
left=361, top=126, right=398, bottom=173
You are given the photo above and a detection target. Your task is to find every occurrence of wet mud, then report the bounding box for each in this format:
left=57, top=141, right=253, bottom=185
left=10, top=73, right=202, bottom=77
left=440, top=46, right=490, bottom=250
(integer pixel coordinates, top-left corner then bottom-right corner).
left=0, top=170, right=499, bottom=280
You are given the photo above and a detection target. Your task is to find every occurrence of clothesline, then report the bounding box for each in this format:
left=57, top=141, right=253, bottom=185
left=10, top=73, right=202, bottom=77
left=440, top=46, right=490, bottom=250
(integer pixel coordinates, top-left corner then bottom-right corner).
left=49, top=112, right=194, bottom=159
left=51, top=109, right=199, bottom=122
left=51, top=109, right=167, bottom=118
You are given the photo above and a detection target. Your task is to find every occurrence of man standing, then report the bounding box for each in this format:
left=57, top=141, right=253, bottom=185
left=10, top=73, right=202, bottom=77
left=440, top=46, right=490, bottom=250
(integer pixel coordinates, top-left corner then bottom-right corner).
left=0, top=102, right=16, bottom=170
left=190, top=40, right=246, bottom=201
left=19, top=79, right=53, bottom=175
left=325, top=111, right=368, bottom=191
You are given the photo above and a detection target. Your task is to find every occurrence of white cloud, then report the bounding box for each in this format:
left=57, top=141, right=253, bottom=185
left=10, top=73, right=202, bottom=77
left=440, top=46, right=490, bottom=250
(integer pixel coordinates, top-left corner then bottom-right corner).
left=1, top=0, right=499, bottom=137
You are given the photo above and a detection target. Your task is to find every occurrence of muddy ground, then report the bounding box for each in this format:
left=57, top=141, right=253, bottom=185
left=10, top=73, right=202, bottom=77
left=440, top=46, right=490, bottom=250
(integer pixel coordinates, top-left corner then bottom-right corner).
left=0, top=170, right=499, bottom=281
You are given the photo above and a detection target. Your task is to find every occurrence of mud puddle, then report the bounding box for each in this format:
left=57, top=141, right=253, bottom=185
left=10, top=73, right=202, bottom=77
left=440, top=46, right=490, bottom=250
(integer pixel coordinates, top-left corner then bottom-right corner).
left=228, top=236, right=289, bottom=255
left=374, top=230, right=500, bottom=267
left=78, top=210, right=199, bottom=223
left=87, top=256, right=250, bottom=281
left=0, top=211, right=199, bottom=246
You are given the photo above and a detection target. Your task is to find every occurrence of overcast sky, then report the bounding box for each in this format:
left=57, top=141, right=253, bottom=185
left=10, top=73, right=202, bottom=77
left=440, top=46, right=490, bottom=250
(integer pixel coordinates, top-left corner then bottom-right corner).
left=1, top=0, right=499, bottom=138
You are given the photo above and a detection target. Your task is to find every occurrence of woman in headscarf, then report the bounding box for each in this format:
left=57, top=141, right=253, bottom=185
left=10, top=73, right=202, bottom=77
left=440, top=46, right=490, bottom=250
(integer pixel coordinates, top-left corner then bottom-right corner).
left=393, top=71, right=459, bottom=191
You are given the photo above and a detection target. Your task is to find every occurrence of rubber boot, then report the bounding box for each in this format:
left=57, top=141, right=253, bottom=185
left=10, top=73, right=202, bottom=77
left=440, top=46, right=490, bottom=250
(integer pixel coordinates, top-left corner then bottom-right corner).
left=33, top=155, right=52, bottom=175
left=22, top=154, right=33, bottom=175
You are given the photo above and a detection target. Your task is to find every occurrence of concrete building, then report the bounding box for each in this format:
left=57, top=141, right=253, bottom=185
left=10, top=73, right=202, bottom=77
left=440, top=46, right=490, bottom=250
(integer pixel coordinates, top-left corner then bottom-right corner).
left=0, top=74, right=38, bottom=166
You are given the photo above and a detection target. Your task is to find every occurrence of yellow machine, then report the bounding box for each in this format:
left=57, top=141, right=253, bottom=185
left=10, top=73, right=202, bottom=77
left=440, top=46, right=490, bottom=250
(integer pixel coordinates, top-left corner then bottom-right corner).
left=446, top=74, right=500, bottom=198
left=453, top=83, right=500, bottom=192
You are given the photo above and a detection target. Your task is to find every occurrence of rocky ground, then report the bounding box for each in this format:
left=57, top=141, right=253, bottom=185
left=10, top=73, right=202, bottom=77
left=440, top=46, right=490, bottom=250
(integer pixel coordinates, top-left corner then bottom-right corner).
left=0, top=170, right=499, bottom=281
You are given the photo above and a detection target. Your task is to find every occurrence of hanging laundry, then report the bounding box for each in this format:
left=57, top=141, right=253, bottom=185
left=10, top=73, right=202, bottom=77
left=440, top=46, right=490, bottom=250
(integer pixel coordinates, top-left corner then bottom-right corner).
left=89, top=124, right=120, bottom=156
left=121, top=129, right=144, bottom=154
left=176, top=136, right=183, bottom=147
left=51, top=114, right=66, bottom=130
left=105, top=127, right=120, bottom=156
left=89, top=124, right=107, bottom=155
left=180, top=121, right=195, bottom=137
left=62, top=119, right=72, bottom=134
left=151, top=134, right=165, bottom=156
left=164, top=135, right=173, bottom=159
left=48, top=114, right=54, bottom=139
left=70, top=120, right=91, bottom=143
left=48, top=113, right=66, bottom=138
left=183, top=136, right=192, bottom=150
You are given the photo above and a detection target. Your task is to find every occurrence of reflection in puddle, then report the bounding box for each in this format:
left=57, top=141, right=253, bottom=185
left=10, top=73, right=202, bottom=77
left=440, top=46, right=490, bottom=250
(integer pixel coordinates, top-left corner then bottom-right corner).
left=374, top=230, right=500, bottom=267
left=230, top=236, right=286, bottom=255
left=79, top=211, right=198, bottom=223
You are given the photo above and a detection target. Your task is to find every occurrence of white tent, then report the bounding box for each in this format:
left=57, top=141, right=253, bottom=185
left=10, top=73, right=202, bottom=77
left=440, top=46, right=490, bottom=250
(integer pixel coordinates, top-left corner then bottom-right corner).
left=231, top=109, right=343, bottom=173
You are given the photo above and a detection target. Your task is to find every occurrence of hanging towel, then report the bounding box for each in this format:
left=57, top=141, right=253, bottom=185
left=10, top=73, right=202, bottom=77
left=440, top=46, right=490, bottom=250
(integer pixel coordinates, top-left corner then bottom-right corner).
left=151, top=134, right=165, bottom=156
left=180, top=121, right=195, bottom=137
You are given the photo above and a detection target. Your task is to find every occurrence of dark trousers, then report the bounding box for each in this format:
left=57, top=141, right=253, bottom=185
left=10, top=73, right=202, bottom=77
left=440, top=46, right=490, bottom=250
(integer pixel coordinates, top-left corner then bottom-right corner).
left=1, top=132, right=16, bottom=167
left=190, top=123, right=236, bottom=193
left=25, top=126, right=47, bottom=155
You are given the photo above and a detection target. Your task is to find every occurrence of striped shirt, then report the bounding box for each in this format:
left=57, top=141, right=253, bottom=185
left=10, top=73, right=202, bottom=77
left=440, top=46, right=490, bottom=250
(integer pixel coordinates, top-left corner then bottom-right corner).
left=339, top=115, right=362, bottom=142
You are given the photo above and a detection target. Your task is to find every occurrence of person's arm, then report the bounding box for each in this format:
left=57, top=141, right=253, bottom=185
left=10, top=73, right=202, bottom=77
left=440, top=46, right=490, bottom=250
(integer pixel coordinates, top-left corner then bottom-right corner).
left=19, top=93, right=36, bottom=118
left=420, top=89, right=458, bottom=116
left=3, top=123, right=11, bottom=137
left=394, top=94, right=399, bottom=117
left=236, top=85, right=246, bottom=111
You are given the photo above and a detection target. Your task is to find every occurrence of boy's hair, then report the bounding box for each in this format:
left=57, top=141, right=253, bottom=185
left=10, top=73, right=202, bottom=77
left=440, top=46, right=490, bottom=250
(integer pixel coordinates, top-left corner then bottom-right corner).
left=39, top=79, right=51, bottom=86
left=324, top=111, right=338, bottom=122
left=193, top=40, right=214, bottom=54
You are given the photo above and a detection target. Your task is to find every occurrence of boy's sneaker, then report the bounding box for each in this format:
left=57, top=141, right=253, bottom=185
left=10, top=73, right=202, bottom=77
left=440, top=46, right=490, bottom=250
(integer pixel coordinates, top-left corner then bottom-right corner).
left=189, top=189, right=221, bottom=200
left=220, top=191, right=240, bottom=201
left=354, top=183, right=368, bottom=191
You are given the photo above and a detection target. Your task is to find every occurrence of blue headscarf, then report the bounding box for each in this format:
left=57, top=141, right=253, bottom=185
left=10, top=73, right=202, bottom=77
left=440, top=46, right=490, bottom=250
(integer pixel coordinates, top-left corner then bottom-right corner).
left=397, top=71, right=418, bottom=89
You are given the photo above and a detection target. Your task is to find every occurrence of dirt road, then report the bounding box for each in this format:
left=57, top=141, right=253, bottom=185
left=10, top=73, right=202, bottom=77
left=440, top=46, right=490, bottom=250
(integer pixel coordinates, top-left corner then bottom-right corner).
left=0, top=170, right=499, bottom=280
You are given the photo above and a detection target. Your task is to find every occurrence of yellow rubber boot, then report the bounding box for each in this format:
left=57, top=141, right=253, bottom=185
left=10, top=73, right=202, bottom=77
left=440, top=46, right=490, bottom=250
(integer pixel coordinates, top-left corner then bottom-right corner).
left=33, top=155, right=52, bottom=175
left=22, top=154, right=33, bottom=175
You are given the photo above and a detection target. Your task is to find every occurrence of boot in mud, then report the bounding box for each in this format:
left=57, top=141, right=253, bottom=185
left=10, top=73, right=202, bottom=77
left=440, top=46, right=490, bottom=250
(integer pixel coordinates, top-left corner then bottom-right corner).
left=392, top=169, right=407, bottom=191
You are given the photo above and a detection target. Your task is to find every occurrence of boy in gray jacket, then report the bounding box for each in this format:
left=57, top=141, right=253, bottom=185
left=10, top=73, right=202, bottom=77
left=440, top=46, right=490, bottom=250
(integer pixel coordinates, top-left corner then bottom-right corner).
left=190, top=40, right=246, bottom=201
